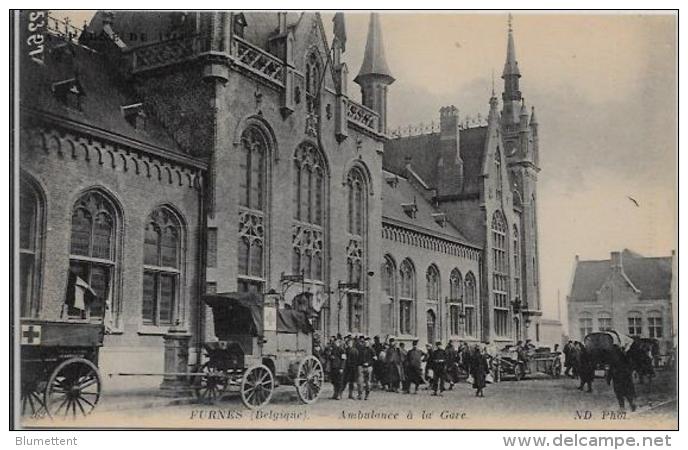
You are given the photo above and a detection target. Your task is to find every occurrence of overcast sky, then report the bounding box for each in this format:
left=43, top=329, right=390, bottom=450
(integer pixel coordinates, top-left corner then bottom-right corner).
left=53, top=11, right=677, bottom=329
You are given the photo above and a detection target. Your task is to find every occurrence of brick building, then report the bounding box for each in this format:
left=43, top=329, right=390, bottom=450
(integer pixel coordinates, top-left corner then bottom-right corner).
left=17, top=11, right=542, bottom=388
left=567, top=249, right=675, bottom=355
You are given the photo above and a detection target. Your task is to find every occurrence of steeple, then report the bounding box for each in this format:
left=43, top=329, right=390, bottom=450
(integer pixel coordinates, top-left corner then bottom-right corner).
left=501, top=14, right=522, bottom=127
left=354, top=13, right=395, bottom=134
left=355, top=13, right=394, bottom=86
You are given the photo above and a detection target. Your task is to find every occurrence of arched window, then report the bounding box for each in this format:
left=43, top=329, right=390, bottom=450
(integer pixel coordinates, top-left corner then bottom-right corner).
left=628, top=311, right=642, bottom=336
left=513, top=224, right=521, bottom=300
left=238, top=126, right=268, bottom=293
left=346, top=168, right=367, bottom=333
left=20, top=176, right=43, bottom=317
left=69, top=190, right=118, bottom=318
left=648, top=311, right=663, bottom=339
left=495, top=148, right=503, bottom=200
left=426, top=309, right=436, bottom=344
left=579, top=312, right=593, bottom=339
left=464, top=272, right=477, bottom=337
left=399, top=259, right=415, bottom=335
left=448, top=269, right=463, bottom=336
left=426, top=265, right=440, bottom=302
left=598, top=311, right=612, bottom=332
left=381, top=255, right=396, bottom=335
left=492, top=210, right=509, bottom=337
left=292, top=143, right=326, bottom=281
left=142, top=207, right=183, bottom=327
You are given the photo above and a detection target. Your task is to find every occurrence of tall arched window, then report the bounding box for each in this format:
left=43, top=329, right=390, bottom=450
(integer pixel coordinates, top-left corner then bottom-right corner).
left=238, top=126, right=268, bottom=293
left=381, top=255, right=396, bottom=335
left=579, top=312, right=593, bottom=339
left=292, top=143, right=326, bottom=281
left=449, top=269, right=463, bottom=336
left=143, top=207, right=183, bottom=327
left=464, top=272, right=477, bottom=337
left=513, top=224, right=521, bottom=301
left=69, top=190, right=118, bottom=318
left=648, top=311, right=663, bottom=339
left=426, top=265, right=440, bottom=302
left=492, top=210, right=509, bottom=337
left=20, top=176, right=43, bottom=317
left=305, top=51, right=321, bottom=117
left=346, top=168, right=367, bottom=333
left=399, top=259, right=415, bottom=335
left=628, top=311, right=642, bottom=336
left=426, top=309, right=437, bottom=344
left=598, top=311, right=612, bottom=332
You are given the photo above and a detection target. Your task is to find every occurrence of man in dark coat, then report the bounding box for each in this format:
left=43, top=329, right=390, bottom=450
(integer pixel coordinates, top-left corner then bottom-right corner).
left=360, top=337, right=376, bottom=400
left=428, top=341, right=447, bottom=396
left=445, top=341, right=459, bottom=390
left=470, top=345, right=490, bottom=397
left=576, top=342, right=595, bottom=393
left=606, top=346, right=637, bottom=411
left=563, top=340, right=576, bottom=378
left=345, top=336, right=362, bottom=399
left=372, top=335, right=384, bottom=386
left=329, top=336, right=346, bottom=399
left=405, top=339, right=425, bottom=394
left=385, top=339, right=402, bottom=392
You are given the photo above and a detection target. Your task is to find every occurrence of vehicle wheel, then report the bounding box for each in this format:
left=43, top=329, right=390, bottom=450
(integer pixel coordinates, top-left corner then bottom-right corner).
left=240, top=364, right=274, bottom=410
left=295, top=356, right=323, bottom=404
left=21, top=379, right=46, bottom=417
left=44, top=358, right=101, bottom=419
left=194, top=364, right=228, bottom=405
left=513, top=364, right=524, bottom=381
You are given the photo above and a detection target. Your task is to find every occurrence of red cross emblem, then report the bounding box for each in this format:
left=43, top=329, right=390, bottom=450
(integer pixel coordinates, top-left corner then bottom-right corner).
left=21, top=324, right=41, bottom=345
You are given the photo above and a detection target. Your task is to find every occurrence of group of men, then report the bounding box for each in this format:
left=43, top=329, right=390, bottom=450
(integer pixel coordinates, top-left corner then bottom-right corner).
left=314, top=335, right=492, bottom=400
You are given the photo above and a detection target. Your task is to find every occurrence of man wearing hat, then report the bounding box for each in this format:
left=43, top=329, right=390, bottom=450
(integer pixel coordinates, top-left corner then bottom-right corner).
left=328, top=335, right=346, bottom=399
left=405, top=339, right=425, bottom=394
left=360, top=337, right=376, bottom=400
left=344, top=335, right=362, bottom=399
left=385, top=338, right=402, bottom=392
left=428, top=341, right=447, bottom=396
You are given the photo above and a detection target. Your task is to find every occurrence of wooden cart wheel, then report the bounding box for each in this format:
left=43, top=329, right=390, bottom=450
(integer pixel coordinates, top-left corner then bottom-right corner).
left=240, top=364, right=274, bottom=410
left=295, top=356, right=323, bottom=404
left=44, top=358, right=101, bottom=419
left=21, top=380, right=46, bottom=417
left=194, top=364, right=228, bottom=404
left=513, top=363, right=525, bottom=381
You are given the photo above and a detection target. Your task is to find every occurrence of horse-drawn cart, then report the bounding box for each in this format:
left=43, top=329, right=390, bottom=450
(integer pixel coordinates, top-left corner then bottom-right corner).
left=194, top=292, right=324, bottom=409
left=20, top=319, right=104, bottom=418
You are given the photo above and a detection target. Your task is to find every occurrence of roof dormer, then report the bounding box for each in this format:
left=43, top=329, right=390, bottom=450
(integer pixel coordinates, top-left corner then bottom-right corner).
left=401, top=197, right=418, bottom=219
left=121, top=102, right=146, bottom=129
left=51, top=78, right=84, bottom=111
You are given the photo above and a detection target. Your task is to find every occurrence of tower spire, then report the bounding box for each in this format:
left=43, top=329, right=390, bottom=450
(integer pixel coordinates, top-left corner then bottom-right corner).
left=501, top=13, right=522, bottom=126
left=354, top=13, right=395, bottom=134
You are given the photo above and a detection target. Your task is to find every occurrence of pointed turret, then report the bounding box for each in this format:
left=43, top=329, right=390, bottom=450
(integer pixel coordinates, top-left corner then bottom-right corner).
left=354, top=13, right=395, bottom=134
left=530, top=106, right=538, bottom=127
left=501, top=14, right=523, bottom=127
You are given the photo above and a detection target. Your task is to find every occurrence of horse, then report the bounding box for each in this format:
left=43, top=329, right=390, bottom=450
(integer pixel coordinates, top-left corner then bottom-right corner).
left=627, top=337, right=659, bottom=386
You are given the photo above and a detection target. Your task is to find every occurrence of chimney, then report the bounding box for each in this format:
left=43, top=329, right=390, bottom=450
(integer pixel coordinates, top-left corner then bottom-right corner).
left=440, top=105, right=459, bottom=141
left=610, top=251, right=623, bottom=270
left=278, top=12, right=287, bottom=34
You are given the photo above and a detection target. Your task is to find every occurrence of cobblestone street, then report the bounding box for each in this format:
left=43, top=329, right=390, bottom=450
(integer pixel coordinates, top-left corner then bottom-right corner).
left=24, top=369, right=676, bottom=430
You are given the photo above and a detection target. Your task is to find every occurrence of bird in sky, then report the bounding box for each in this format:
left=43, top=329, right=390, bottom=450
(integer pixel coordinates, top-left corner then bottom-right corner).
left=627, top=196, right=640, bottom=207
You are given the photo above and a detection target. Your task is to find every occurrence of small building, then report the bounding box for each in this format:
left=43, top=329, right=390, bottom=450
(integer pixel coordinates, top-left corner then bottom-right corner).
left=567, top=249, right=675, bottom=355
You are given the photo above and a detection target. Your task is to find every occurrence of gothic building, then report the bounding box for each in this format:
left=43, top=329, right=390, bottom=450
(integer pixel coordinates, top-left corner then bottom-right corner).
left=17, top=11, right=541, bottom=389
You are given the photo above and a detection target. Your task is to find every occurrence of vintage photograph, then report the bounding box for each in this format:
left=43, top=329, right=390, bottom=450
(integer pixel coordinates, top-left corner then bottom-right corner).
left=11, top=9, right=677, bottom=430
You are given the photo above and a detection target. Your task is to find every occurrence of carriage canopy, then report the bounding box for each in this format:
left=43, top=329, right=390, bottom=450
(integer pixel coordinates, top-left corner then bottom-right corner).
left=203, top=292, right=313, bottom=337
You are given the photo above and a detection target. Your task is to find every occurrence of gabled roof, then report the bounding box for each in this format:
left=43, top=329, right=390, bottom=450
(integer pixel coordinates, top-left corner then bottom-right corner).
left=570, top=249, right=673, bottom=302
left=381, top=170, right=478, bottom=248
left=20, top=34, right=186, bottom=156
left=382, top=126, right=489, bottom=195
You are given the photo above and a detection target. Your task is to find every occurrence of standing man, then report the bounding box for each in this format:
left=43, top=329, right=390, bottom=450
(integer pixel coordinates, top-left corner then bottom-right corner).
left=385, top=338, right=402, bottom=392
left=345, top=336, right=362, bottom=399
left=606, top=346, right=637, bottom=411
left=563, top=340, right=574, bottom=378
left=405, top=339, right=425, bottom=394
left=445, top=340, right=458, bottom=390
left=360, top=337, right=376, bottom=400
left=429, top=341, right=447, bottom=396
left=329, top=335, right=346, bottom=400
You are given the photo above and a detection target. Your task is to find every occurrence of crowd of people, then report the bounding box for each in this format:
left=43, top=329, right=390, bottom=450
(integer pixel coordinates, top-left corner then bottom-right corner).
left=312, top=334, right=493, bottom=400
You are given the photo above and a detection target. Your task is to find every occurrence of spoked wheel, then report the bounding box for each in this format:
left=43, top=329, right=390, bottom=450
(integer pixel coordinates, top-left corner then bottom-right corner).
left=44, top=358, right=101, bottom=419
left=21, top=380, right=46, bottom=417
left=295, top=356, right=323, bottom=404
left=240, top=364, right=274, bottom=410
left=194, top=364, right=228, bottom=404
